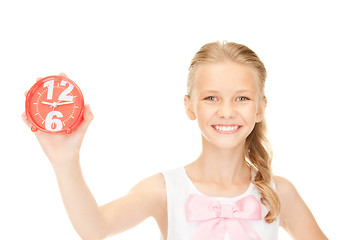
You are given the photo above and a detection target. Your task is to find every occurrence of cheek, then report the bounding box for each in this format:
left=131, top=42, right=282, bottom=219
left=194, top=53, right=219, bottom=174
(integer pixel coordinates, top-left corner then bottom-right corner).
left=195, top=104, right=217, bottom=129
left=195, top=105, right=210, bottom=122
left=195, top=102, right=212, bottom=116
left=238, top=104, right=258, bottom=121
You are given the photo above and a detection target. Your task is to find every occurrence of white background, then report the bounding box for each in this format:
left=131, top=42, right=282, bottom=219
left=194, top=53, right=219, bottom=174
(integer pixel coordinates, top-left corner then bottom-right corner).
left=1, top=0, right=352, bottom=239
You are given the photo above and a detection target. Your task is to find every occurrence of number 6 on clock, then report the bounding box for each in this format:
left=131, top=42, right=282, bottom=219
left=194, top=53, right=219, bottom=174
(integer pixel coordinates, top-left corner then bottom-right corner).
left=45, top=111, right=63, bottom=131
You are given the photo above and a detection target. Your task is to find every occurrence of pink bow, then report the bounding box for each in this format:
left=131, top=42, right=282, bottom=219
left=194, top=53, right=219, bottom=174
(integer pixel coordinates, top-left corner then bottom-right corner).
left=185, top=194, right=262, bottom=240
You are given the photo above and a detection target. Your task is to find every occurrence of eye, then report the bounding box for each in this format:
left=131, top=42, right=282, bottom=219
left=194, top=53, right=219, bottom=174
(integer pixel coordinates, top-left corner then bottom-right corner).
left=204, top=96, right=218, bottom=101
left=236, top=96, right=249, bottom=101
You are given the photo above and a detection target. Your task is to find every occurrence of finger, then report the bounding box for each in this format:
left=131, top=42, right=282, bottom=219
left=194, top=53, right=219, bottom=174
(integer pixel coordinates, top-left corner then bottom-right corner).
left=59, top=72, right=67, bottom=78
left=24, top=90, right=28, bottom=97
left=22, top=112, right=32, bottom=128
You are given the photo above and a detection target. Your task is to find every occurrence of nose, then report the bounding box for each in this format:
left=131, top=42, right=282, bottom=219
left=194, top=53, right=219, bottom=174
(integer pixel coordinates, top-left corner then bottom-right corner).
left=217, top=101, right=236, bottom=119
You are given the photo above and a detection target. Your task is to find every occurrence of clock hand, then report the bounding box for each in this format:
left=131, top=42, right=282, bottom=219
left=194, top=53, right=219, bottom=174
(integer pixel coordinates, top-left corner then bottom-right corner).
left=41, top=101, right=55, bottom=107
left=57, top=101, right=74, bottom=106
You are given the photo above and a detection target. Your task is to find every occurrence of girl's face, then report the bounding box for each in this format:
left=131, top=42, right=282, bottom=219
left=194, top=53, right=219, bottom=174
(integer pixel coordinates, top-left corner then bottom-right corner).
left=184, top=61, right=267, bottom=149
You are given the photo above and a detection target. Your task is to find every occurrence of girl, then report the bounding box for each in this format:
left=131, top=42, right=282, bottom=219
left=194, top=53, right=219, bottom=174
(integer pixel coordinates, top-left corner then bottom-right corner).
left=22, top=41, right=327, bottom=240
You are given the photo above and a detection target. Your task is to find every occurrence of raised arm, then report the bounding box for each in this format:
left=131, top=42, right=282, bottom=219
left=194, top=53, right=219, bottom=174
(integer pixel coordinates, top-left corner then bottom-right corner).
left=274, top=176, right=328, bottom=240
left=23, top=80, right=165, bottom=239
left=53, top=158, right=165, bottom=239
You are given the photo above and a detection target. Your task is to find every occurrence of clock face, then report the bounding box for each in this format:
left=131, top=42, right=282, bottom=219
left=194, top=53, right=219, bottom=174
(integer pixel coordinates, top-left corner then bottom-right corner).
left=25, top=75, right=84, bottom=134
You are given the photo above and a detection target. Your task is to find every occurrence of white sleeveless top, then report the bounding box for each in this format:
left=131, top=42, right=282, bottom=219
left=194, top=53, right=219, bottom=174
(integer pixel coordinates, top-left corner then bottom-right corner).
left=160, top=166, right=279, bottom=240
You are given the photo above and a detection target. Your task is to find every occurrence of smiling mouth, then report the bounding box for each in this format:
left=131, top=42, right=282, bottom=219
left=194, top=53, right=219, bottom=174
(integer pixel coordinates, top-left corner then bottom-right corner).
left=212, top=125, right=242, bottom=134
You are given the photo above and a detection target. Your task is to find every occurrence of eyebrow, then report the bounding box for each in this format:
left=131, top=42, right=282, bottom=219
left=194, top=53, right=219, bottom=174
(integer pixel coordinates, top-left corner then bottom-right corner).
left=200, top=90, right=255, bottom=95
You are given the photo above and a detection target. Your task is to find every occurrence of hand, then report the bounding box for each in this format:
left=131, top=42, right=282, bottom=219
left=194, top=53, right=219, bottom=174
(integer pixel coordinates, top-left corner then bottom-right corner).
left=23, top=73, right=94, bottom=167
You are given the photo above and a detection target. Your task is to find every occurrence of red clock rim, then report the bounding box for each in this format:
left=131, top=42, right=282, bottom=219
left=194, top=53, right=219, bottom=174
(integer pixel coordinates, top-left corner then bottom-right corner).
left=25, top=75, right=85, bottom=134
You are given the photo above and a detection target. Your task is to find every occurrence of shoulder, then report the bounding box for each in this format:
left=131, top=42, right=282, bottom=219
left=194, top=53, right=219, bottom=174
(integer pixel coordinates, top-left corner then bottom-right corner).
left=272, top=175, right=309, bottom=212
left=128, top=173, right=166, bottom=216
left=272, top=175, right=328, bottom=239
left=129, top=173, right=166, bottom=199
left=272, top=175, right=305, bottom=228
left=99, top=173, right=167, bottom=236
left=273, top=175, right=298, bottom=197
left=273, top=175, right=302, bottom=228
left=272, top=175, right=303, bottom=218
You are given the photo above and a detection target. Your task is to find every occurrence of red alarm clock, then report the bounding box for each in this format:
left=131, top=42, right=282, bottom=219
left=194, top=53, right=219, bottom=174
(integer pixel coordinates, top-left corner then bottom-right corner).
left=25, top=75, right=84, bottom=134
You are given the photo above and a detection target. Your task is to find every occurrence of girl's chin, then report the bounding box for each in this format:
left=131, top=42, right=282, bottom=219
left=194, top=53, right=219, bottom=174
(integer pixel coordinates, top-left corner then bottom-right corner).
left=207, top=139, right=246, bottom=150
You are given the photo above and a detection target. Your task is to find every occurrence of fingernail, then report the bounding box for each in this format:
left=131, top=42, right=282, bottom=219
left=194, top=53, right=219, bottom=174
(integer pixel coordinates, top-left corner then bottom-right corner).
left=85, top=104, right=91, bottom=112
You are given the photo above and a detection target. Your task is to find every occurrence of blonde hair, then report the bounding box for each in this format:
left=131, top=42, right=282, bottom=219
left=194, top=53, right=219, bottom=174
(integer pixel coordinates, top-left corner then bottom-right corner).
left=187, top=41, right=280, bottom=223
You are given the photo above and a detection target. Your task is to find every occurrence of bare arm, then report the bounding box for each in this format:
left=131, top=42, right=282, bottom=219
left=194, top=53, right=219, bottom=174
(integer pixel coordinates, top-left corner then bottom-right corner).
left=54, top=158, right=107, bottom=240
left=99, top=173, right=166, bottom=238
left=23, top=78, right=165, bottom=239
left=53, top=160, right=164, bottom=239
left=274, top=176, right=328, bottom=240
left=23, top=107, right=165, bottom=239
left=23, top=102, right=107, bottom=239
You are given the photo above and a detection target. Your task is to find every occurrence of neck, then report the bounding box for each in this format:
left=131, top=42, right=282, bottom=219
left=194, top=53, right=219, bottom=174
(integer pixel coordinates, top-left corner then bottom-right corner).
left=190, top=135, right=251, bottom=185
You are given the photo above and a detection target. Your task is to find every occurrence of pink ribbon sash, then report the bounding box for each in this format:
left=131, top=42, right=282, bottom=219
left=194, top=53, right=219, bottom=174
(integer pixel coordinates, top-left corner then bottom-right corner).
left=185, top=194, right=262, bottom=240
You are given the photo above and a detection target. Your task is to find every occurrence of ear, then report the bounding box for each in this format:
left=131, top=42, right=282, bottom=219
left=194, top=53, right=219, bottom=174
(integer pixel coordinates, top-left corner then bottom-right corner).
left=184, top=94, right=196, bottom=120
left=255, top=96, right=267, bottom=123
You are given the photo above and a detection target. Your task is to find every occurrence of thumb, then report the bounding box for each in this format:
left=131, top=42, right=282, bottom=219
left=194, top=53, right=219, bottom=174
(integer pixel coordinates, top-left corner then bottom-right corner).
left=83, top=104, right=94, bottom=123
left=74, top=104, right=94, bottom=135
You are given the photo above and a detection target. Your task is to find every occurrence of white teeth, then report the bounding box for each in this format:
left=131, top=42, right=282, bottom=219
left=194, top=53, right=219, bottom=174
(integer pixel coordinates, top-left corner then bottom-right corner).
left=214, top=125, right=239, bottom=131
